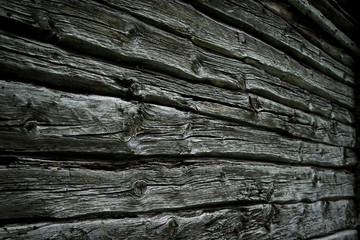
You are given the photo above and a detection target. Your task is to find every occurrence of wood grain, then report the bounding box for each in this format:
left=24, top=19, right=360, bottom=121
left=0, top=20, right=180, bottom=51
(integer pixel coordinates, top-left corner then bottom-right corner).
left=0, top=156, right=355, bottom=220
left=0, top=0, right=355, bottom=108
left=259, top=0, right=356, bottom=68
left=287, top=0, right=360, bottom=56
left=0, top=199, right=356, bottom=239
left=0, top=33, right=355, bottom=147
left=0, top=80, right=356, bottom=166
left=0, top=0, right=357, bottom=238
left=186, top=0, right=354, bottom=83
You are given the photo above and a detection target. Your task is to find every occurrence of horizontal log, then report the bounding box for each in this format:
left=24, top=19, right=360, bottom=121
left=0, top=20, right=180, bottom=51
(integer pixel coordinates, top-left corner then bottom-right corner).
left=260, top=0, right=356, bottom=68
left=287, top=0, right=360, bottom=56
left=0, top=156, right=355, bottom=219
left=0, top=0, right=355, bottom=108
left=99, top=0, right=355, bottom=88
left=185, top=0, right=354, bottom=83
left=308, top=0, right=359, bottom=41
left=0, top=34, right=355, bottom=147
left=0, top=80, right=356, bottom=167
left=0, top=200, right=356, bottom=239
left=0, top=30, right=354, bottom=127
left=310, top=230, right=358, bottom=240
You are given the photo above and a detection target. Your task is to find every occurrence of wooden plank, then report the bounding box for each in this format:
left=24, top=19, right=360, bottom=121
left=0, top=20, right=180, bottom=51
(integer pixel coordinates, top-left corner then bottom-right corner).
left=0, top=0, right=355, bottom=108
left=260, top=0, right=356, bottom=68
left=99, top=0, right=355, bottom=86
left=184, top=0, right=354, bottom=84
left=0, top=34, right=355, bottom=147
left=0, top=80, right=356, bottom=167
left=0, top=156, right=355, bottom=220
left=0, top=200, right=356, bottom=239
left=310, top=230, right=358, bottom=240
left=287, top=0, right=360, bottom=56
left=308, top=0, right=359, bottom=41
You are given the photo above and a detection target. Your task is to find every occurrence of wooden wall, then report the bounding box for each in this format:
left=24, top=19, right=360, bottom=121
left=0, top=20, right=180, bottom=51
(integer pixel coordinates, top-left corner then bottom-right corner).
left=0, top=0, right=359, bottom=239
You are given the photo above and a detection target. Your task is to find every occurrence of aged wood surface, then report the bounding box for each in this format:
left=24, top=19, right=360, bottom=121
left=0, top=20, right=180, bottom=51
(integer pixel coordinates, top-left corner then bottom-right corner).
left=260, top=0, right=356, bottom=68
left=308, top=0, right=359, bottom=41
left=0, top=0, right=355, bottom=108
left=0, top=156, right=355, bottom=219
left=0, top=34, right=356, bottom=148
left=310, top=230, right=358, bottom=240
left=287, top=0, right=360, bottom=56
left=0, top=0, right=358, bottom=238
left=0, top=200, right=356, bottom=240
left=0, top=80, right=356, bottom=167
left=0, top=31, right=354, bottom=127
left=185, top=0, right=354, bottom=83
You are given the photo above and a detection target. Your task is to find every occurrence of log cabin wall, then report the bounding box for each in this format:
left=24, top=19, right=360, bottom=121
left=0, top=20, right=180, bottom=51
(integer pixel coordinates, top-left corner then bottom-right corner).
left=0, top=0, right=359, bottom=239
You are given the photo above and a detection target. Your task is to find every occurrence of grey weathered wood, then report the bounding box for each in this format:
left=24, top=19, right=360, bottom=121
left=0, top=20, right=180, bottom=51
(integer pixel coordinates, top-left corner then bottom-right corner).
left=0, top=200, right=356, bottom=240
left=0, top=31, right=354, bottom=127
left=183, top=0, right=354, bottom=83
left=308, top=0, right=358, bottom=41
left=0, top=0, right=355, bottom=108
left=0, top=0, right=358, bottom=238
left=0, top=156, right=355, bottom=219
left=0, top=80, right=356, bottom=167
left=310, top=230, right=358, bottom=240
left=0, top=34, right=356, bottom=147
left=260, top=0, right=356, bottom=68
left=287, top=0, right=360, bottom=56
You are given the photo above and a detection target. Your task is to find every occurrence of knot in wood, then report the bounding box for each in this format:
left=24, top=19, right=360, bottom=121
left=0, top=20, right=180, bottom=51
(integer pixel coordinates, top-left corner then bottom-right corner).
left=129, top=82, right=142, bottom=98
left=190, top=57, right=202, bottom=75
left=265, top=183, right=274, bottom=201
left=312, top=172, right=318, bottom=186
left=133, top=180, right=147, bottom=197
left=168, top=218, right=178, bottom=237
left=234, top=221, right=243, bottom=234
left=249, top=96, right=262, bottom=113
left=23, top=120, right=38, bottom=133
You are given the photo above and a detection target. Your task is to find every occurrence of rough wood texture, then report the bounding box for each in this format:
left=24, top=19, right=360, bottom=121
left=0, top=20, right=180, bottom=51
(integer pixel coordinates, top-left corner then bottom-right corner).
left=0, top=0, right=355, bottom=108
left=0, top=34, right=356, bottom=148
left=0, top=156, right=355, bottom=220
left=0, top=0, right=358, bottom=238
left=287, top=0, right=360, bottom=56
left=0, top=31, right=354, bottom=127
left=308, top=0, right=359, bottom=41
left=186, top=0, right=354, bottom=83
left=0, top=80, right=356, bottom=167
left=0, top=200, right=356, bottom=240
left=260, top=0, right=356, bottom=68
left=310, top=230, right=358, bottom=240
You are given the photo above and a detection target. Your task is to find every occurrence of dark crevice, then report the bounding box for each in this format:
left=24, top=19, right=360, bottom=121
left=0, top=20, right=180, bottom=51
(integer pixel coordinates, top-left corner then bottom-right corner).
left=0, top=198, right=355, bottom=228
left=0, top=152, right=355, bottom=172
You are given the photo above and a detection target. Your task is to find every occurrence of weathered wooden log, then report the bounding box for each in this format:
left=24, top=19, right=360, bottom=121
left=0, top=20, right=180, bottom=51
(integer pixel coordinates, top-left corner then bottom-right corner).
left=0, top=199, right=356, bottom=240
left=310, top=230, right=358, bottom=240
left=181, top=0, right=354, bottom=83
left=0, top=0, right=355, bottom=108
left=0, top=31, right=354, bottom=128
left=259, top=0, right=356, bottom=68
left=0, top=80, right=356, bottom=167
left=0, top=155, right=355, bottom=220
left=287, top=0, right=360, bottom=56
left=0, top=33, right=356, bottom=148
left=308, top=0, right=359, bottom=41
